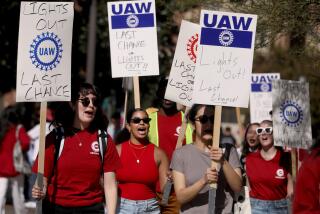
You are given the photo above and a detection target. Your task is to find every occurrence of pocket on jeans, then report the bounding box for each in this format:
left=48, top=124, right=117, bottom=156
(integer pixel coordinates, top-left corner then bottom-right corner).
left=146, top=199, right=159, bottom=212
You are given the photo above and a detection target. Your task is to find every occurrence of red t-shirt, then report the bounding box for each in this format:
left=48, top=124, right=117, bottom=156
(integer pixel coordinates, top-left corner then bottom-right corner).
left=33, top=129, right=121, bottom=207
left=0, top=126, right=30, bottom=177
left=157, top=112, right=185, bottom=161
left=293, top=147, right=320, bottom=213
left=246, top=149, right=290, bottom=200
left=116, top=141, right=158, bottom=200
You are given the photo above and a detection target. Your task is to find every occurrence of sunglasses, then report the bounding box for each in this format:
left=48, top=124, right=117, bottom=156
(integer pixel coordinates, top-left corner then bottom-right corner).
left=130, top=117, right=151, bottom=124
left=256, top=127, right=273, bottom=135
left=194, top=115, right=214, bottom=124
left=78, top=97, right=98, bottom=107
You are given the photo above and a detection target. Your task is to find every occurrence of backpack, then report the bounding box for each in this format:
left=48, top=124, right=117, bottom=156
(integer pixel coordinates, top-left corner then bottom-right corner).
left=13, top=125, right=32, bottom=175
left=53, top=127, right=108, bottom=170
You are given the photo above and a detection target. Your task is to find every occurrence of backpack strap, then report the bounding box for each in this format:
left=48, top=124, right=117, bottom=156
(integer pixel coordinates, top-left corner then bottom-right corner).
left=98, top=129, right=108, bottom=163
left=222, top=143, right=234, bottom=161
left=54, top=127, right=64, bottom=164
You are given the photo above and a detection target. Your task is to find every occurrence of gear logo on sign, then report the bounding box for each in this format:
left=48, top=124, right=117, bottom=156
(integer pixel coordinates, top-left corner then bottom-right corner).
left=280, top=100, right=303, bottom=127
left=218, top=30, right=234, bottom=47
left=186, top=33, right=198, bottom=63
left=260, top=83, right=270, bottom=92
left=30, top=32, right=63, bottom=71
left=126, top=14, right=139, bottom=28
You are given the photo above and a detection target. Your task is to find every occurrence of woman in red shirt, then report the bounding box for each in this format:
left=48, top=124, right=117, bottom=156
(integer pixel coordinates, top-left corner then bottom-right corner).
left=32, top=83, right=121, bottom=213
left=246, top=120, right=293, bottom=214
left=0, top=106, right=30, bottom=214
left=115, top=108, right=169, bottom=214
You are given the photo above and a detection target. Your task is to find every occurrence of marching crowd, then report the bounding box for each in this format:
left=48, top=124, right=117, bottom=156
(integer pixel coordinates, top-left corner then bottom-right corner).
left=0, top=79, right=319, bottom=214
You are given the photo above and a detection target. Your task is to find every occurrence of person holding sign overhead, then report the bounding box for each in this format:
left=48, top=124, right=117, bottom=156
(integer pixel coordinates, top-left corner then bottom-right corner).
left=31, top=83, right=121, bottom=214
left=171, top=104, right=242, bottom=213
left=246, top=120, right=293, bottom=214
left=115, top=108, right=169, bottom=214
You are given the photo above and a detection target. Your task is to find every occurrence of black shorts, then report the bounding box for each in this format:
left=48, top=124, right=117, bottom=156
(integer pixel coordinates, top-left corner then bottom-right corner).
left=42, top=199, right=104, bottom=214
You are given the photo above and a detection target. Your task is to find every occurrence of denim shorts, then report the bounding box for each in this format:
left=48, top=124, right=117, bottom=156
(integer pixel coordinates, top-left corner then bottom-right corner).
left=116, top=197, right=160, bottom=214
left=250, top=197, right=289, bottom=214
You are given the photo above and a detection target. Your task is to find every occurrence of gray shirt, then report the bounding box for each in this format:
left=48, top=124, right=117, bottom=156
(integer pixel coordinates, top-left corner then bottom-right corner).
left=171, top=144, right=241, bottom=214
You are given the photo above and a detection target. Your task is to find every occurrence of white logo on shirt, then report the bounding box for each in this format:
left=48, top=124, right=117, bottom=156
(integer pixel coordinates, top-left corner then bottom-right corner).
left=174, top=126, right=181, bottom=137
left=275, top=169, right=285, bottom=179
left=90, top=141, right=100, bottom=155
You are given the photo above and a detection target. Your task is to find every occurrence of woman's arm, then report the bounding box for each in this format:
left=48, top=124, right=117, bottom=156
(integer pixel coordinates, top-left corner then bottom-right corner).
left=104, top=172, right=118, bottom=214
left=286, top=173, right=294, bottom=199
left=173, top=168, right=217, bottom=205
left=210, top=148, right=242, bottom=193
left=155, top=147, right=169, bottom=192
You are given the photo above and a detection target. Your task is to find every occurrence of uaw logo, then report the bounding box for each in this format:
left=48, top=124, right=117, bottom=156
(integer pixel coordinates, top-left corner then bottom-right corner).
left=90, top=141, right=100, bottom=155
left=200, top=13, right=253, bottom=49
left=110, top=2, right=154, bottom=29
left=251, top=74, right=279, bottom=92
left=186, top=33, right=198, bottom=63
left=30, top=32, right=63, bottom=71
left=280, top=100, right=303, bottom=127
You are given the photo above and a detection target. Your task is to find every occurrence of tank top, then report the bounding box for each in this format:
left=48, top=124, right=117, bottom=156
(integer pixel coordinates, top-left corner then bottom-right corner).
left=116, top=141, right=159, bottom=200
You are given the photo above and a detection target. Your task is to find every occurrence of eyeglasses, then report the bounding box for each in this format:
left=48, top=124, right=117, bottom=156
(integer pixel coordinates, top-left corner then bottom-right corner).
left=256, top=127, right=273, bottom=135
left=130, top=117, right=151, bottom=124
left=78, top=97, right=98, bottom=107
left=194, top=115, right=214, bottom=124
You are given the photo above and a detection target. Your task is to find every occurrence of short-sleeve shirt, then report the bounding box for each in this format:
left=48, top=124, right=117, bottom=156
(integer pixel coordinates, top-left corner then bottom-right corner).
left=171, top=144, right=241, bottom=214
left=33, top=129, right=121, bottom=207
left=246, top=149, right=290, bottom=200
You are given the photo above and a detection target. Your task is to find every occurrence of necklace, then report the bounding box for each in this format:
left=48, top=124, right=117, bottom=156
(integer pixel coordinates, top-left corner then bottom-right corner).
left=72, top=129, right=83, bottom=147
left=128, top=141, right=147, bottom=164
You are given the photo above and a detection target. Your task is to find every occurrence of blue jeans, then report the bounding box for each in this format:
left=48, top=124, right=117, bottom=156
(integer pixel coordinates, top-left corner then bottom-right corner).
left=250, top=198, right=289, bottom=214
left=117, top=198, right=160, bottom=214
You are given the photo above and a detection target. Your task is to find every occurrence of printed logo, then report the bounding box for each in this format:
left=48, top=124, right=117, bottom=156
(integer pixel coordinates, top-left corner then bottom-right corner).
left=126, top=14, right=139, bottom=28
left=218, top=30, right=234, bottom=46
left=30, top=32, right=63, bottom=71
left=187, top=33, right=198, bottom=63
left=90, top=141, right=100, bottom=155
left=260, top=82, right=270, bottom=92
left=275, top=169, right=285, bottom=179
left=174, top=126, right=181, bottom=137
left=280, top=100, right=303, bottom=127
left=200, top=14, right=253, bottom=49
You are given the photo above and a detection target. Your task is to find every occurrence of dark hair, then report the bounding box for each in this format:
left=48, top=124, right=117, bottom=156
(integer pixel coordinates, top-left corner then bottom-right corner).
left=188, top=104, right=215, bottom=124
left=0, top=105, right=24, bottom=142
left=241, top=122, right=260, bottom=159
left=156, top=76, right=168, bottom=99
left=53, top=82, right=108, bottom=131
left=126, top=108, right=148, bottom=124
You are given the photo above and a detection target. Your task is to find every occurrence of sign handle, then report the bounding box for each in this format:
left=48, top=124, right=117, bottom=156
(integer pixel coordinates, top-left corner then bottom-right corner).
left=36, top=101, right=47, bottom=214
left=210, top=105, right=222, bottom=188
left=291, top=148, right=297, bottom=183
left=133, top=76, right=140, bottom=108
left=175, top=107, right=191, bottom=149
left=235, top=107, right=244, bottom=145
left=122, top=89, right=129, bottom=129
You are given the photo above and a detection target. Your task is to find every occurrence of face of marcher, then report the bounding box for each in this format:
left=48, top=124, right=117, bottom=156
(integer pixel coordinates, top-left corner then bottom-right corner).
left=127, top=111, right=150, bottom=140
left=258, top=121, right=273, bottom=149
left=246, top=124, right=259, bottom=148
left=194, top=106, right=214, bottom=144
left=73, top=93, right=97, bottom=129
left=161, top=98, right=176, bottom=110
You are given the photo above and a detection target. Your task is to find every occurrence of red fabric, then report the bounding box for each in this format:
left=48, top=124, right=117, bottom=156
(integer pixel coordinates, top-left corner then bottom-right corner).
left=157, top=112, right=185, bottom=161
left=246, top=150, right=290, bottom=200
left=0, top=125, right=30, bottom=177
left=33, top=129, right=121, bottom=207
left=116, top=141, right=158, bottom=200
left=293, top=147, right=320, bottom=214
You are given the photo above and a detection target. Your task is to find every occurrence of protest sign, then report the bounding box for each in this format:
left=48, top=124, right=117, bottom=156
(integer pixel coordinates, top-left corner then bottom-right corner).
left=272, top=79, right=312, bottom=149
left=107, top=0, right=159, bottom=78
left=164, top=20, right=200, bottom=107
left=250, top=73, right=280, bottom=123
left=16, top=2, right=74, bottom=102
left=193, top=10, right=257, bottom=107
